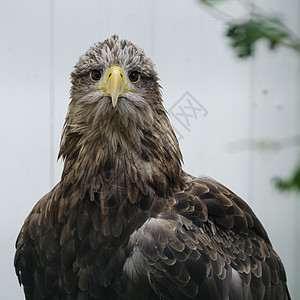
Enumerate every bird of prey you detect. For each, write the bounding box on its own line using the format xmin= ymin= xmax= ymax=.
xmin=15 ymin=35 xmax=290 ymax=300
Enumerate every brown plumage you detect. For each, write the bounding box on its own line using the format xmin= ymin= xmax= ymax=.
xmin=15 ymin=35 xmax=290 ymax=300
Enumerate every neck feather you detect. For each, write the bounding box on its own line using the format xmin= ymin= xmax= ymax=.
xmin=58 ymin=97 xmax=187 ymax=206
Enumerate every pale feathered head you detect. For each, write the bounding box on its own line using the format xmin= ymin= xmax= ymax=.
xmin=63 ymin=35 xmax=167 ymax=146
xmin=71 ymin=35 xmax=159 ymax=111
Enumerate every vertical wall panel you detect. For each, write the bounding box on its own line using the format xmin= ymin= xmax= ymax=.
xmin=0 ymin=0 xmax=51 ymax=298
xmin=251 ymin=0 xmax=300 ymax=298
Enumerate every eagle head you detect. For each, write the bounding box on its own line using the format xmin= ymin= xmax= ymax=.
xmin=59 ymin=35 xmax=186 ymax=200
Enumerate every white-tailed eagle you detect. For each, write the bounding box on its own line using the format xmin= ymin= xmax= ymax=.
xmin=15 ymin=35 xmax=290 ymax=300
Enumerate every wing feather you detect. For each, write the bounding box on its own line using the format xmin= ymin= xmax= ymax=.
xmin=124 ymin=177 xmax=290 ymax=299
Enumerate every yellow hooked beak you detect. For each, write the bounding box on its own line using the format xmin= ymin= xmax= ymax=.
xmin=94 ymin=66 xmax=135 ymax=108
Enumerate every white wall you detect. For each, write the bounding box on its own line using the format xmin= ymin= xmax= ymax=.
xmin=0 ymin=0 xmax=299 ymax=299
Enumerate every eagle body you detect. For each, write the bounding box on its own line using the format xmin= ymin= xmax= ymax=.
xmin=15 ymin=35 xmax=290 ymax=300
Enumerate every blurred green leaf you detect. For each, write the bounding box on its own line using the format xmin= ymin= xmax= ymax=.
xmin=199 ymin=0 xmax=300 ymax=58
xmin=274 ymin=166 xmax=300 ymax=192
xmin=227 ymin=14 xmax=300 ymax=57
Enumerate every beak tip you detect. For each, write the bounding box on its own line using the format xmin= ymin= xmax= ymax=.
xmin=112 ymin=98 xmax=118 ymax=108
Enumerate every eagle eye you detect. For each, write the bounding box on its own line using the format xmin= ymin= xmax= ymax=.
xmin=128 ymin=71 xmax=140 ymax=83
xmin=90 ymin=70 xmax=102 ymax=82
